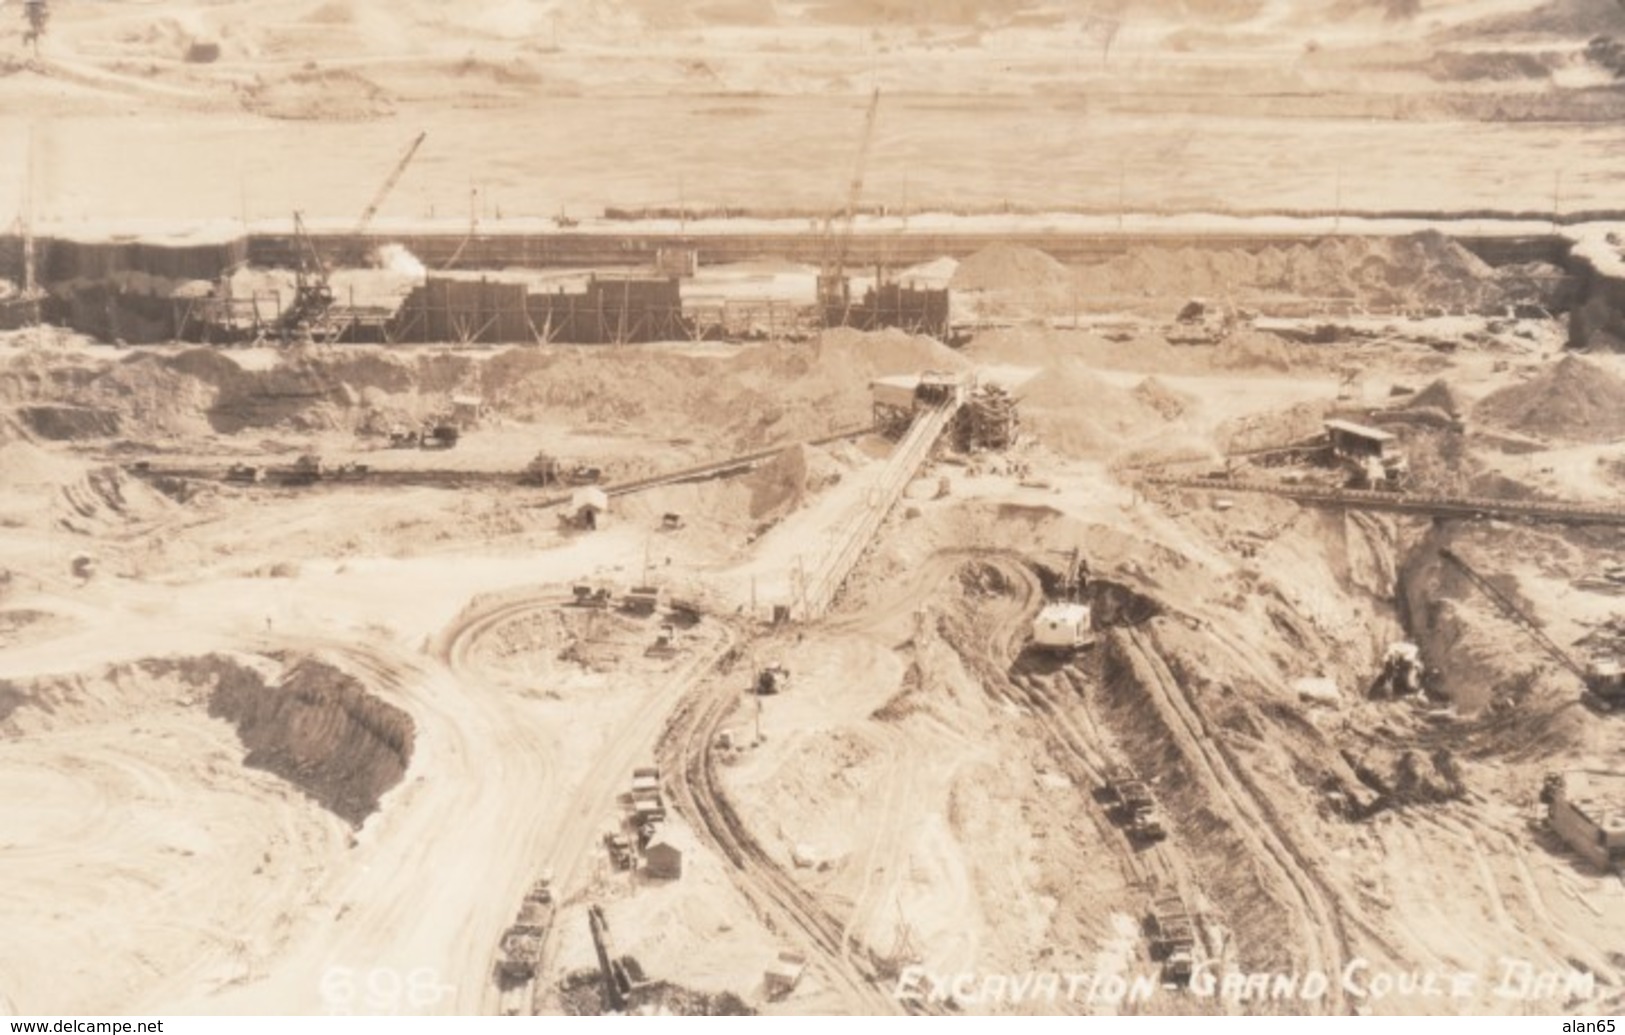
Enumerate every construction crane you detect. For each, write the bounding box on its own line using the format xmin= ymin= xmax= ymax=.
xmin=817 ymin=87 xmax=881 ymax=325
xmin=282 ymin=210 xmax=335 ymax=341
xmin=22 ymin=1 xmax=48 ymax=58
xmin=354 ymin=131 xmax=426 ymax=239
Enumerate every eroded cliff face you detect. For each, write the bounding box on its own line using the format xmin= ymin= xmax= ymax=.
xmin=2 ymin=652 xmax=414 ymax=827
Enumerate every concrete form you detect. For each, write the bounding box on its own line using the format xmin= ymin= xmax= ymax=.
xmin=1549 ymin=771 xmax=1625 ymax=871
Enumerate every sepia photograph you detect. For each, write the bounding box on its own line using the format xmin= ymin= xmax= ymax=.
xmin=0 ymin=0 xmax=1623 ymax=1023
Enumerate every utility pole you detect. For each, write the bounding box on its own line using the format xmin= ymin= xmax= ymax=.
xmin=22 ymin=120 xmax=41 ymax=339
xmin=1333 ymin=166 xmax=1343 ymax=235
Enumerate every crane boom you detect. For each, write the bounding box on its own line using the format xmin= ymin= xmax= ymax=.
xmin=354 ymin=131 xmax=426 ymax=238
xmin=819 ymin=88 xmax=880 ymax=313
xmin=834 ymin=87 xmax=880 ymax=279
xmin=1438 ymin=547 xmax=1586 ymax=680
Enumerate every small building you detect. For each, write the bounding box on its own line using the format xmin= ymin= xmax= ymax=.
xmin=1323 ymin=419 xmax=1396 ymax=461
xmin=1548 ymin=771 xmax=1625 ymax=871
xmin=764 ymin=951 xmax=808 ymax=1000
xmin=644 ymin=832 xmax=685 ymax=880
xmin=450 ymin=393 xmax=485 ymax=427
xmin=569 ymin=486 xmax=609 ymax=530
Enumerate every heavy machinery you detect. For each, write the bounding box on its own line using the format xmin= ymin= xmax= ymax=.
xmin=754 ymin=663 xmax=790 ymax=696
xmin=423 ymin=423 xmax=460 ymax=450
xmin=278 ymin=133 xmax=426 ymax=340
xmin=1099 ymin=764 xmax=1167 ymax=841
xmin=495 ymin=896 xmax=554 ymax=987
xmin=1031 ymin=547 xmax=1095 ymax=653
xmin=1371 ymin=641 xmax=1424 ymax=698
xmin=816 ymin=87 xmax=881 ymax=326
xmin=354 ymin=132 xmax=427 ymax=241
xmin=225 ymin=463 xmax=263 ymax=484
xmin=1439 ymin=548 xmax=1624 ymax=712
xmin=1145 ymin=893 xmax=1197 ymax=986
xmin=604 ymin=831 xmax=634 ymax=870
xmin=571 ymin=584 xmax=613 ymax=609
xmin=282 ymin=211 xmax=337 ymax=342
xmin=523 ymin=453 xmax=603 ymax=487
xmin=21 ymin=1 xmax=48 ymax=57
xmin=588 ymin=904 xmax=636 ymax=1012
xmin=283 ymin=454 xmax=325 ymax=486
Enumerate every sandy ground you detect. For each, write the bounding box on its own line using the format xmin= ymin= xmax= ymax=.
xmin=3 ymin=0 xmax=1625 ymax=1018
xmin=4 ymin=316 xmax=1617 ymax=1015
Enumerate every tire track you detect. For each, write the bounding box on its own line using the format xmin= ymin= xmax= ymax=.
xmin=1117 ymin=625 xmax=1351 ymax=1013
xmin=661 ymin=666 xmax=904 ymax=1014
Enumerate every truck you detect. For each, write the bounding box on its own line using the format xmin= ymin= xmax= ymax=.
xmin=631 ymin=766 xmax=661 ymax=802
xmin=495 ymin=898 xmax=554 ymax=987
xmin=1100 ymin=765 xmax=1168 ymax=841
xmin=1146 ymin=895 xmax=1197 ymax=985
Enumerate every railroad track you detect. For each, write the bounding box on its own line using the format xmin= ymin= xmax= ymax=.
xmin=1140 ymin=475 xmax=1625 ymax=527
xmin=659 ymin=659 xmax=906 ymax=1015
xmin=122 ymin=424 xmax=877 ymax=501
xmin=1116 ymin=625 xmax=1352 ymax=1013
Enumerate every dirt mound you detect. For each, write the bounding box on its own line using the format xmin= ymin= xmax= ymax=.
xmin=743 ymin=444 xmax=809 ymax=521
xmin=18 ymin=404 xmax=121 ymax=441
xmin=1131 ymin=376 xmax=1196 ymax=420
xmin=485 ymin=329 xmax=966 ymax=450
xmin=950 ymin=244 xmax=1072 ymax=294
xmin=1475 ymin=354 xmax=1625 ymax=441
xmin=1408 ymin=377 xmax=1466 ymax=417
xmin=1074 ymin=232 xmax=1544 ymax=310
xmin=242 ymin=67 xmax=395 ymax=121
xmin=0 ymin=438 xmax=67 ymax=487
xmin=1019 ymin=361 xmax=1169 ymax=459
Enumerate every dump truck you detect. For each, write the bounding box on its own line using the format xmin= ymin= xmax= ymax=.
xmin=495 ymin=898 xmax=554 ymax=986
xmin=1101 ymin=765 xmax=1167 ymax=841
xmin=1146 ymin=894 xmax=1197 ymax=985
xmin=631 ymin=766 xmax=661 ymax=802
